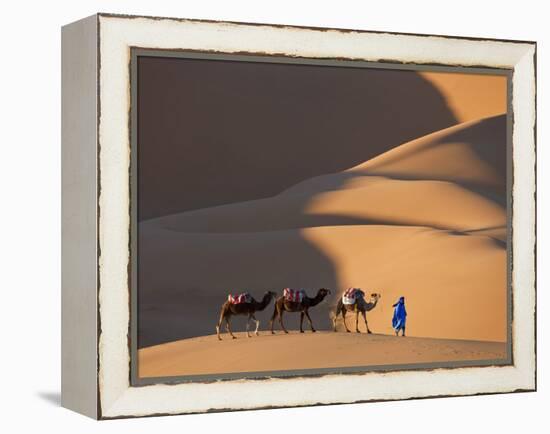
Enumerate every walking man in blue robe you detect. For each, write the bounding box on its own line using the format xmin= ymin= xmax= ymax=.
xmin=392 ymin=296 xmax=407 ymax=337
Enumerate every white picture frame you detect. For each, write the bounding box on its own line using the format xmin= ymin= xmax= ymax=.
xmin=61 ymin=13 xmax=536 ymax=419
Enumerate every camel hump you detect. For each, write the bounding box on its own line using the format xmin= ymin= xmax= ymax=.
xmin=342 ymin=287 xmax=362 ymax=305
xmin=228 ymin=292 xmax=252 ymax=304
xmin=283 ymin=288 xmax=305 ymax=303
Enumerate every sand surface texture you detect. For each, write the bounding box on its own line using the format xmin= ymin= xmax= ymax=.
xmin=139 ymin=332 xmax=507 ymax=378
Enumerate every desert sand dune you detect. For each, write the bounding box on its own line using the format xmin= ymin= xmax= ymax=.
xmin=138 ymin=332 xmax=507 ymax=378
xmin=420 ymin=71 xmax=507 ymax=123
xmin=147 ymin=178 xmax=504 ymax=234
xmin=146 ymin=115 xmax=506 ymax=235
xmin=138 ymin=112 xmax=508 ymax=351
xmin=304 ymin=225 xmax=506 ymax=341
xmin=348 ymin=114 xmax=506 ymax=189
xmin=139 ymin=61 xmax=505 ymax=220
xmin=138 ymin=223 xmax=506 ymax=348
xmin=138 ymin=224 xmax=339 ymax=347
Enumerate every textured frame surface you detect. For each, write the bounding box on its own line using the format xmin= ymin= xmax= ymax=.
xmin=94 ymin=14 xmax=535 ymax=419
xmin=61 ymin=14 xmax=99 ymax=419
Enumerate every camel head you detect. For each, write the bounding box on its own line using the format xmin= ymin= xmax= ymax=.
xmin=318 ymin=288 xmax=331 ymax=299
xmin=265 ymin=290 xmax=278 ymax=299
xmin=369 ymin=293 xmax=382 ymax=302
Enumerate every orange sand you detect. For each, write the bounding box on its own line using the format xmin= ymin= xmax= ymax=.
xmin=420 ymin=71 xmax=507 ymax=123
xmin=139 ymin=332 xmax=507 ymax=378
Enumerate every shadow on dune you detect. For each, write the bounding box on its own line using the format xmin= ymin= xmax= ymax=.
xmin=143 ymin=115 xmax=508 ymax=234
xmin=138 ymin=56 xmax=458 ymax=220
xmin=152 ymin=212 xmax=506 ymax=246
xmin=138 ymin=227 xmax=339 ymax=348
xmin=356 ymin=114 xmax=507 ymax=184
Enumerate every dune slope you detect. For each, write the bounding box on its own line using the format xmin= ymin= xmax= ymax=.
xmin=420 ymin=71 xmax=507 ymax=123
xmin=138 ymin=114 xmax=508 ymax=349
xmin=138 ymin=332 xmax=507 ymax=378
xmin=146 ymin=115 xmax=506 ymax=236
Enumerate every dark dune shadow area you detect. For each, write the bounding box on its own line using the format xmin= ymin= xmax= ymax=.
xmin=138 ymin=226 xmax=339 ymax=348
xmin=355 ymin=114 xmax=506 ymax=184
xmin=138 ymin=56 xmax=457 ymax=220
xmin=140 ymin=116 xmax=507 ymax=236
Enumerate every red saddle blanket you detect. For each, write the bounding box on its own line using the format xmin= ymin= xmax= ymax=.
xmin=342 ymin=288 xmax=362 ymax=305
xmin=228 ymin=292 xmax=252 ymax=304
xmin=283 ymin=288 xmax=305 ymax=303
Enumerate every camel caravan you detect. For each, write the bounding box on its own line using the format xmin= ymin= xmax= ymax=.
xmin=215 ymin=287 xmax=382 ymax=340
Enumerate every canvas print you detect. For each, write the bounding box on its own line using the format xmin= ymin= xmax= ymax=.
xmin=134 ymin=53 xmax=510 ymax=381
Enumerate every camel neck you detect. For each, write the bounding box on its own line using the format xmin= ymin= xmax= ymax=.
xmin=310 ymin=292 xmax=325 ymax=306
xmin=258 ymin=294 xmax=272 ymax=310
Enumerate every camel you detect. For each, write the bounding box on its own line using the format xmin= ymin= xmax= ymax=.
xmin=216 ymin=291 xmax=277 ymax=340
xmin=333 ymin=292 xmax=381 ymax=333
xmin=269 ymin=288 xmax=331 ymax=334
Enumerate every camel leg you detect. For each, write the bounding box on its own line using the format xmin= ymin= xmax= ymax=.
xmin=342 ymin=309 xmax=351 ymax=332
xmin=216 ymin=307 xmax=227 ymax=341
xmin=355 ymin=310 xmax=360 ymax=333
xmin=251 ymin=313 xmax=260 ymax=336
xmin=300 ymin=312 xmax=305 ymax=333
xmin=216 ymin=316 xmax=224 ymax=341
xmin=333 ymin=300 xmax=342 ymax=331
xmin=269 ymin=304 xmax=278 ymax=334
xmin=304 ymin=310 xmax=316 ymax=332
xmin=225 ymin=317 xmax=237 ymax=339
xmin=246 ymin=314 xmax=252 ymax=338
xmin=361 ymin=311 xmax=372 ymax=334
xmin=279 ymin=308 xmax=289 ymax=334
